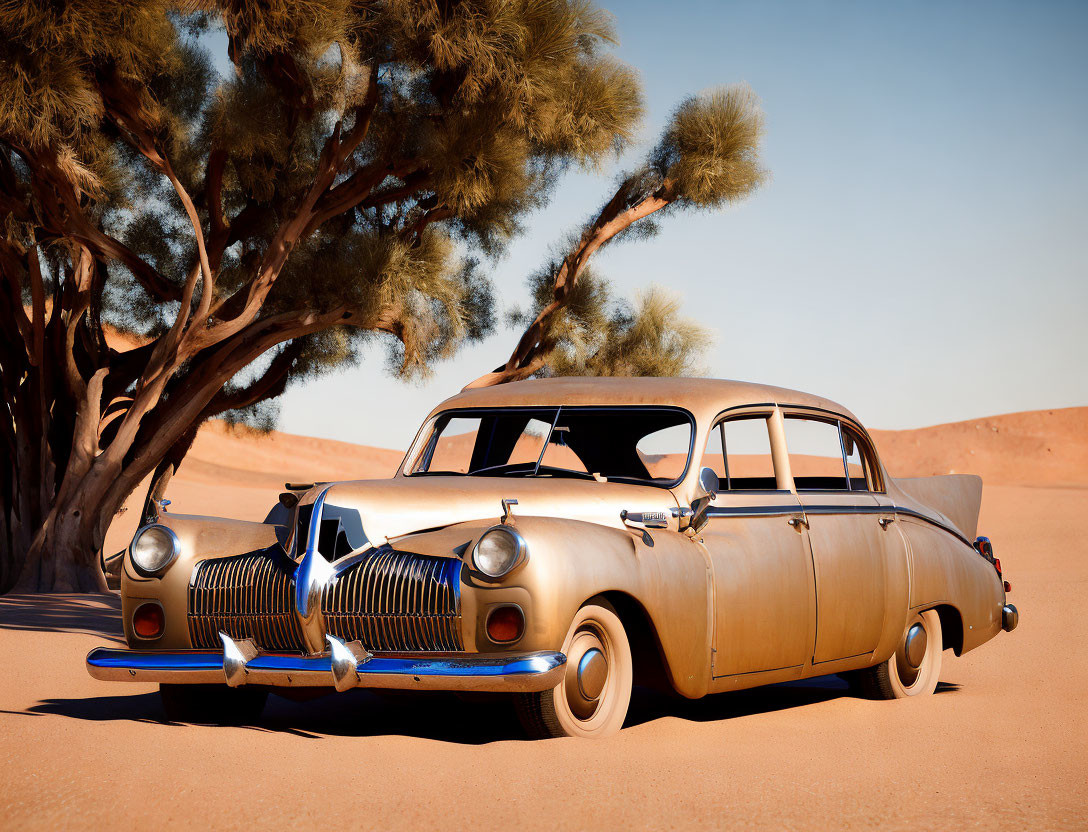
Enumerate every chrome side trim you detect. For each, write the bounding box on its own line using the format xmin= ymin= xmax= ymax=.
xmin=86 ymin=647 xmax=566 ymax=693
xmin=706 ymin=503 xmax=971 ymax=546
xmin=620 ymin=510 xmax=670 ymax=530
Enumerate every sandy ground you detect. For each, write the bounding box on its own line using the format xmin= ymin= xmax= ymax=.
xmin=2 ymin=411 xmax=1087 ymax=829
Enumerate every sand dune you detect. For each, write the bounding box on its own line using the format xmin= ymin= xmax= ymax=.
xmin=871 ymin=406 xmax=1088 ymax=487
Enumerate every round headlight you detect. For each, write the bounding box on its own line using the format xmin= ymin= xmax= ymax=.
xmin=472 ymin=527 xmax=525 ymax=579
xmin=130 ymin=525 xmax=179 ymax=575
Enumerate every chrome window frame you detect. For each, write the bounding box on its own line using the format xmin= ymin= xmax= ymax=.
xmin=778 ymin=405 xmax=886 ymax=494
xmin=707 ymin=406 xmax=789 ymax=495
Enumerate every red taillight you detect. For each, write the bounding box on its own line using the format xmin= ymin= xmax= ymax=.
xmin=1004 ymin=580 xmax=1012 ymax=593
xmin=486 ymin=605 xmax=524 ymax=643
xmin=974 ymin=536 xmax=1002 ymax=578
xmin=132 ymin=603 xmax=164 ymax=639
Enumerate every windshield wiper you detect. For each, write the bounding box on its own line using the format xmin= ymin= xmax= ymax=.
xmin=531 ymin=406 xmax=563 ymax=477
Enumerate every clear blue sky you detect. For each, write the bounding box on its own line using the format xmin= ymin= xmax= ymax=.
xmin=271 ymin=0 xmax=1088 ymax=448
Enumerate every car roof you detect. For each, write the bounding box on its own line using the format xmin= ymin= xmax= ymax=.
xmin=428 ymin=377 xmax=861 ymax=427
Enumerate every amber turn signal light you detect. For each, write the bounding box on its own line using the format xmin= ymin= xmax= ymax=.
xmin=486 ymin=605 xmax=524 ymax=644
xmin=132 ymin=602 xmax=164 ymax=639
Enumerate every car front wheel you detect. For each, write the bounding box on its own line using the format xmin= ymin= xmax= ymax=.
xmin=857 ymin=609 xmax=943 ymax=699
xmin=159 ymin=683 xmax=268 ymax=724
xmin=516 ymin=600 xmax=633 ymax=739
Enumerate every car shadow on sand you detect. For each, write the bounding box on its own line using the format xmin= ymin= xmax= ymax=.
xmin=626 ymin=677 xmax=962 ymax=729
xmin=16 ymin=678 xmax=962 ymax=744
xmin=0 ymin=593 xmax=124 ymax=643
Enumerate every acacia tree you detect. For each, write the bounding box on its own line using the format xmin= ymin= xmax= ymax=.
xmin=0 ymin=0 xmax=765 ymax=593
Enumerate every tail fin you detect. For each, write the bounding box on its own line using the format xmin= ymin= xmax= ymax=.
xmin=891 ymin=474 xmax=983 ymax=540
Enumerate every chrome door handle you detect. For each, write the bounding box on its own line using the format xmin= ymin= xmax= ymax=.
xmin=878 ymin=516 xmax=895 ymax=530
xmin=787 ymin=514 xmax=809 ymax=529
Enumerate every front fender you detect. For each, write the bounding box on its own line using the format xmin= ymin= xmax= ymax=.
xmin=461 ymin=515 xmax=712 ymax=698
xmin=121 ymin=513 xmax=281 ymax=649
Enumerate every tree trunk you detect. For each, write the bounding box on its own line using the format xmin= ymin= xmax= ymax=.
xmin=14 ymin=494 xmax=111 ymax=592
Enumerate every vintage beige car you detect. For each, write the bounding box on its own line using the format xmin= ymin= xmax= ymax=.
xmin=87 ymin=378 xmax=1018 ymax=737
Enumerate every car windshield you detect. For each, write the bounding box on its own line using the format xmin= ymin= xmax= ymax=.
xmin=407 ymin=406 xmax=694 ymax=486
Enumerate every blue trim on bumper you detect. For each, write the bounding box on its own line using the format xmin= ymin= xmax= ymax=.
xmin=86 ymin=647 xmax=566 ymax=692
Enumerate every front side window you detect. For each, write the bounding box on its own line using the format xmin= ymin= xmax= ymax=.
xmin=409 ymin=407 xmax=693 ymax=486
xmin=706 ymin=416 xmax=780 ymax=491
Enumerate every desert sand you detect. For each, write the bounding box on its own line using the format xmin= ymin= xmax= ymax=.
xmin=1 ymin=407 xmax=1086 ymax=829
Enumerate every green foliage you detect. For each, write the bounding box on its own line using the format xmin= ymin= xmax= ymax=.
xmin=0 ymin=1 xmax=174 ymax=145
xmin=651 ymin=84 xmax=767 ymax=208
xmin=1 ymin=0 xmax=761 ymax=439
xmin=506 ymin=84 xmax=765 ymax=383
xmin=516 ymin=269 xmax=708 ymax=378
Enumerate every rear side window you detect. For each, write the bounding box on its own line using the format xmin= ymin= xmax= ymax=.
xmin=706 ymin=416 xmax=779 ymax=491
xmin=784 ymin=417 xmax=848 ymax=490
xmin=842 ymin=426 xmax=873 ymax=491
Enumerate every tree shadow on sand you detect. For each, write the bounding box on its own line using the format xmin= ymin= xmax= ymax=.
xmin=15 ymin=677 xmax=962 ymax=745
xmin=0 ymin=593 xmax=123 ymax=642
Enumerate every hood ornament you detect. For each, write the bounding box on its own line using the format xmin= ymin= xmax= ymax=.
xmin=501 ymin=498 xmax=518 ymax=524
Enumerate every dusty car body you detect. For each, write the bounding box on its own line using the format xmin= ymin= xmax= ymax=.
xmin=87 ymin=378 xmax=1018 ymax=737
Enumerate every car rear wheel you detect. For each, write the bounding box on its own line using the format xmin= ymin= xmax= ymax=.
xmin=159 ymin=683 xmax=268 ymax=724
xmin=515 ymin=600 xmax=632 ymax=739
xmin=857 ymin=609 xmax=943 ymax=699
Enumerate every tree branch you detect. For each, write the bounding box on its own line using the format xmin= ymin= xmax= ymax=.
xmin=464 ymin=178 xmax=678 ymax=389
xmin=203 ymin=338 xmax=305 ymax=417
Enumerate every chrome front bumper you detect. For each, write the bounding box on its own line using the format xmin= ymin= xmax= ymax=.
xmin=87 ymin=634 xmax=566 ymax=693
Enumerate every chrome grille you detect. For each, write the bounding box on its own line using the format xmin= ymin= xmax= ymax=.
xmin=187 ymin=546 xmax=464 ymax=654
xmin=187 ymin=549 xmax=307 ymax=652
xmin=323 ymin=549 xmax=464 ymax=652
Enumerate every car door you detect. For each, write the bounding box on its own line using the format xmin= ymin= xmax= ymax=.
xmin=783 ymin=412 xmax=889 ymax=665
xmin=700 ymin=409 xmax=816 ymax=678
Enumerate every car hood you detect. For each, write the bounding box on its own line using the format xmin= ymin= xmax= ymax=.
xmin=313 ymin=476 xmax=682 ymax=544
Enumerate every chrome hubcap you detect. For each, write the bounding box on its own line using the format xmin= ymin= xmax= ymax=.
xmin=577 ymin=648 xmax=607 ymax=701
xmin=895 ymin=618 xmax=928 ymax=688
xmin=565 ymin=629 xmax=609 ymax=720
xmin=904 ymin=623 xmax=928 ymax=669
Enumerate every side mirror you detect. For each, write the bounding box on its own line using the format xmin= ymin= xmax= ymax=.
xmin=698 ymin=467 xmax=720 ymax=500
xmin=688 ymin=467 xmax=719 ymax=535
